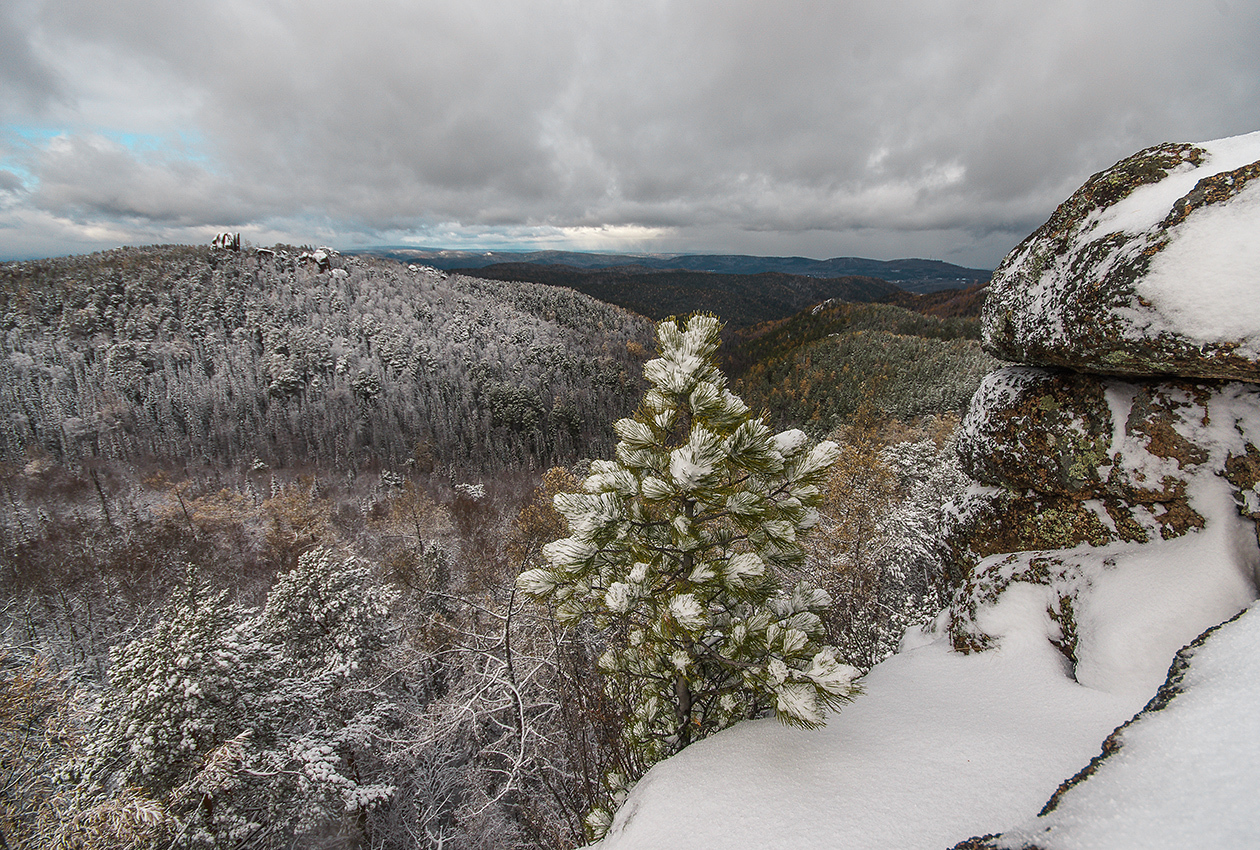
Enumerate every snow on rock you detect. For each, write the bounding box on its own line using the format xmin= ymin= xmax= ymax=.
xmin=936 ymin=131 xmax=1260 ymax=846
xmin=947 ymin=361 xmax=1260 ymax=671
xmin=956 ymin=366 xmax=1260 ymax=533
xmin=950 ymin=475 xmax=1258 ymax=696
xmin=1068 ymin=507 xmax=1256 ymax=696
xmin=974 ymin=602 xmax=1260 ymax=850
xmin=983 ymin=130 xmax=1260 ymax=382
xmin=211 ymin=232 xmax=240 ymax=251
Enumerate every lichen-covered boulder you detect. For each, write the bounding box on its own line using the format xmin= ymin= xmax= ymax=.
xmin=941 ymin=484 xmax=1200 ymax=588
xmin=944 ymin=366 xmax=1260 ymax=659
xmin=983 ymin=131 xmax=1260 ymax=381
xmin=956 ymin=366 xmax=1259 ymax=504
xmin=957 ymin=367 xmax=1114 ymax=498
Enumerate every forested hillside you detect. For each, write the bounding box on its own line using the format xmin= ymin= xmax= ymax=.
xmin=728 ymin=300 xmax=999 ymax=433
xmin=876 ymin=282 xmax=988 ymax=320
xmin=0 ymin=246 xmax=653 ymax=473
xmin=448 ymin=262 xmax=899 ymax=329
xmin=0 ymin=244 xmax=984 ymax=849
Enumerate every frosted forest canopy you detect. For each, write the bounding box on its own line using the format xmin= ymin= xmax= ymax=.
xmin=0 ymin=243 xmax=992 ymax=849
xmin=0 ymin=246 xmax=653 ymax=474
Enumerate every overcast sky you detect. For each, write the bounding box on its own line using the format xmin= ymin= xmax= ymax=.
xmin=1 ymin=0 xmax=1257 ymax=267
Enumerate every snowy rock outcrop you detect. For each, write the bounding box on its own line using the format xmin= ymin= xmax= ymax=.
xmin=945 ymin=365 xmax=1260 ymax=648
xmin=949 ymin=368 xmax=1260 ymax=565
xmin=945 ymin=131 xmax=1260 ymax=845
xmin=211 ymin=231 xmax=241 ymax=251
xmin=948 ymin=131 xmax=1260 ymax=658
xmin=298 ymin=246 xmax=340 ymax=272
xmin=982 ymin=131 xmax=1260 ymax=382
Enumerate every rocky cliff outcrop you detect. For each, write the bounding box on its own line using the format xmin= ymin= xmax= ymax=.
xmin=947 ymin=130 xmax=1260 ymax=656
xmin=982 ymin=134 xmax=1260 ymax=382
xmin=947 ymin=131 xmax=1260 ymax=846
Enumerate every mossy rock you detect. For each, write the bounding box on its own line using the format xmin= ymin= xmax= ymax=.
xmin=941 ymin=485 xmax=1203 ymax=595
xmin=957 ymin=367 xmax=1114 ymax=498
xmin=982 ymin=135 xmax=1260 ymax=382
xmin=947 ymin=550 xmax=1086 ymax=661
xmin=958 ymin=367 xmax=1220 ymax=503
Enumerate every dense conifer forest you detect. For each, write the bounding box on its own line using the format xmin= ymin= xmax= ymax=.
xmin=728 ymin=299 xmax=998 ymax=433
xmin=0 ymin=245 xmax=653 ymax=474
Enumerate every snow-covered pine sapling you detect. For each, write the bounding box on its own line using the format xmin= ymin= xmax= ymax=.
xmin=518 ymin=314 xmax=859 ymax=838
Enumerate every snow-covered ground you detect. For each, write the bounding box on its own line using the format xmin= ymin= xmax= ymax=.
xmin=996 ymin=601 xmax=1260 ymax=850
xmin=595 ymin=624 xmax=1145 ymax=850
xmin=592 ymin=498 xmax=1259 ymax=850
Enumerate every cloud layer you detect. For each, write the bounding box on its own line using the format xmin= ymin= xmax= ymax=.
xmin=2 ymin=0 xmax=1258 ymax=265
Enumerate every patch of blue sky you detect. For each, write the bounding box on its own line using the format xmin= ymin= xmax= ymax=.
xmin=102 ymin=128 xmax=211 ymax=163
xmin=0 ymin=125 xmax=54 ymax=187
xmin=2 ymin=122 xmax=211 ymax=160
xmin=5 ymin=124 xmax=63 ymax=144
xmin=1 ymin=123 xmax=217 ymax=187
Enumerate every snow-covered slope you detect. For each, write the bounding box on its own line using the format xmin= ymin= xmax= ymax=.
xmin=594 ymin=618 xmax=1146 ymax=850
xmin=990 ymin=602 xmax=1260 ymax=849
xmin=593 ymin=500 xmax=1256 ymax=849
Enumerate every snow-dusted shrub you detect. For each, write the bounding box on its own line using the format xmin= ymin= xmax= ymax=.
xmin=809 ymin=425 xmax=968 ymax=671
xmin=86 ymin=578 xmax=265 ymax=797
xmin=261 ymin=546 xmax=393 ymax=676
xmin=78 ymin=552 xmax=395 ymax=848
xmin=518 ymin=315 xmax=858 ymax=837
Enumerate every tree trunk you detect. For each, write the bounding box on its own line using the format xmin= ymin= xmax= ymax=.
xmin=674 ymin=674 xmax=692 ymax=752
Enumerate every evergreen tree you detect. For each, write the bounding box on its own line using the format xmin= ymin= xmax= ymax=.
xmin=518 ymin=315 xmax=858 ymax=837
xmin=78 ymin=552 xmax=394 ymax=848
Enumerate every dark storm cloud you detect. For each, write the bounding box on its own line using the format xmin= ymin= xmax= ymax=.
xmin=2 ymin=0 xmax=1258 ymax=264
xmin=0 ymin=170 xmax=24 ymax=193
xmin=0 ymin=0 xmax=62 ymax=111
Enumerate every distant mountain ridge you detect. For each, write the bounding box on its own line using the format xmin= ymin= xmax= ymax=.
xmin=443 ymin=262 xmax=901 ymax=330
xmin=351 ymin=247 xmax=992 ymax=294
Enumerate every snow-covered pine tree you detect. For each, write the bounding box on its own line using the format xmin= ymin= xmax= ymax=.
xmin=77 ymin=552 xmax=395 ymax=848
xmin=518 ymin=315 xmax=858 ymax=837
